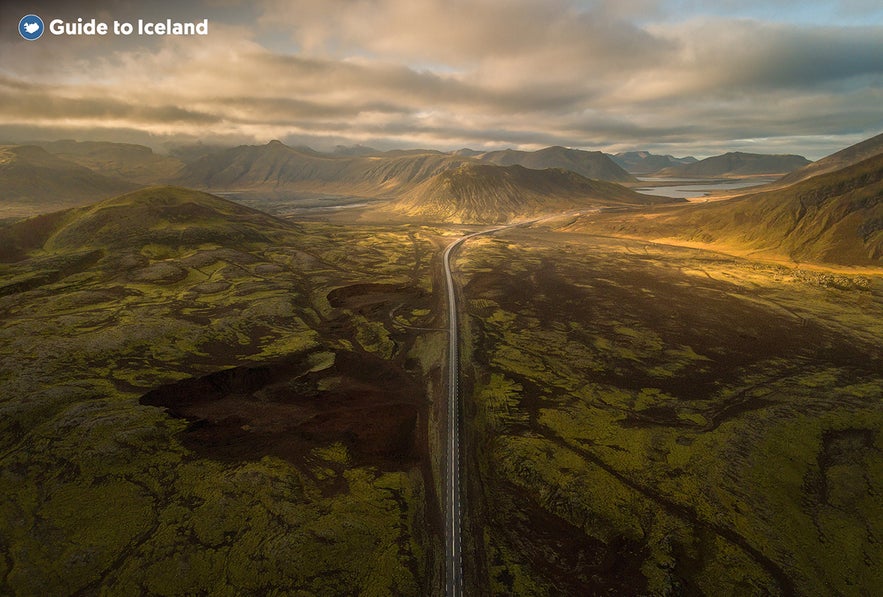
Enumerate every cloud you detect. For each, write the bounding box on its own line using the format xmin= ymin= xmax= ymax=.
xmin=0 ymin=0 xmax=880 ymax=158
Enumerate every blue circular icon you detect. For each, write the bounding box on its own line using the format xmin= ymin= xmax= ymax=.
xmin=19 ymin=14 xmax=44 ymax=40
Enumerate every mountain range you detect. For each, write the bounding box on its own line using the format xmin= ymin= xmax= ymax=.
xmin=0 ymin=145 xmax=137 ymax=217
xmin=2 ymin=135 xmax=878 ymax=252
xmin=34 ymin=140 xmax=185 ymax=184
xmin=655 ymin=152 xmax=811 ymax=177
xmin=569 ymin=137 xmax=883 ymax=265
xmin=611 ymin=151 xmax=697 ymax=174
xmin=173 ymin=140 xmax=468 ymax=196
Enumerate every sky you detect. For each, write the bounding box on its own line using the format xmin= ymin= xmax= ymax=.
xmin=1 ymin=0 xmax=882 ymax=159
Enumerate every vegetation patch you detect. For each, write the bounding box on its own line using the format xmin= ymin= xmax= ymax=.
xmin=460 ymin=230 xmax=883 ymax=595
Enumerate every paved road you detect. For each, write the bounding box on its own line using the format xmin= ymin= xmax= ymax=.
xmin=440 ymin=215 xmax=587 ymax=596
xmin=442 ymin=228 xmax=505 ymax=597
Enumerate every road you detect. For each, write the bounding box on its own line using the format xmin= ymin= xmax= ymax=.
xmin=441 ymin=227 xmax=505 ymax=597
xmin=441 ymin=215 xmax=588 ymax=596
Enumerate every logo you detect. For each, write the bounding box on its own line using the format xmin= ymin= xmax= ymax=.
xmin=19 ymin=14 xmax=44 ymax=40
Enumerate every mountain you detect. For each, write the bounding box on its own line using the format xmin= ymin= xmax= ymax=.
xmin=0 ymin=145 xmax=138 ymax=217
xmin=175 ymin=140 xmax=468 ymax=196
xmin=35 ymin=140 xmax=184 ymax=184
xmin=389 ymin=163 xmax=674 ymax=223
xmin=0 ymin=186 xmax=293 ymax=262
xmin=612 ymin=151 xmax=697 ymax=174
xmin=332 ymin=144 xmax=381 ymax=156
xmin=475 ymin=146 xmax=636 ymax=182
xmin=777 ymin=131 xmax=883 ymax=186
xmin=656 ymin=152 xmax=810 ymax=177
xmin=578 ymin=153 xmax=883 ymax=266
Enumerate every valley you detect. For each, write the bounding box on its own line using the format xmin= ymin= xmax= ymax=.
xmin=1 ymin=134 xmax=881 ymax=596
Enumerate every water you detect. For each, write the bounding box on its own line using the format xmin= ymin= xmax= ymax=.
xmin=635 ymin=176 xmax=777 ymax=199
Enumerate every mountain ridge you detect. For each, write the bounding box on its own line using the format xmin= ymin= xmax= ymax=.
xmin=777 ymin=131 xmax=883 ymax=186
xmin=0 ymin=145 xmax=139 ymax=217
xmin=656 ymin=151 xmax=810 ymax=177
xmin=475 ymin=146 xmax=636 ymax=182
xmin=34 ymin=140 xmax=185 ymax=184
xmin=570 ymin=152 xmax=883 ymax=266
xmin=389 ymin=162 xmax=674 ymax=223
xmin=612 ymin=151 xmax=697 ymax=174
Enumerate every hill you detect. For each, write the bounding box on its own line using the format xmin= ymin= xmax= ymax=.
xmin=573 ymin=153 xmax=883 ymax=266
xmin=175 ymin=140 xmax=467 ymax=196
xmin=0 ymin=186 xmax=293 ymax=261
xmin=777 ymin=131 xmax=883 ymax=186
xmin=35 ymin=140 xmax=184 ymax=184
xmin=0 ymin=145 xmax=138 ymax=217
xmin=612 ymin=151 xmax=697 ymax=174
xmin=656 ymin=152 xmax=810 ymax=177
xmin=475 ymin=146 xmax=636 ymax=182
xmin=389 ymin=163 xmax=674 ymax=223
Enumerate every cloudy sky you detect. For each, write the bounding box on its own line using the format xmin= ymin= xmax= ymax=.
xmin=2 ymin=0 xmax=882 ymax=158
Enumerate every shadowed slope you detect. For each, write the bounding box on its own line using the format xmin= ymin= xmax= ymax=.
xmin=0 ymin=145 xmax=138 ymax=216
xmin=175 ymin=140 xmax=468 ymax=196
xmin=35 ymin=140 xmax=185 ymax=185
xmin=612 ymin=151 xmax=697 ymax=174
xmin=657 ymin=152 xmax=810 ymax=177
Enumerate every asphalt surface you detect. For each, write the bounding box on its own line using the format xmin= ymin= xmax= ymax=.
xmin=442 ymin=228 xmax=505 ymax=597
xmin=440 ymin=216 xmax=580 ymax=595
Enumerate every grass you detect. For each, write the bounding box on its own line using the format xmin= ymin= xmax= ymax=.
xmin=0 ymin=209 xmax=442 ymax=595
xmin=459 ymin=229 xmax=883 ymax=594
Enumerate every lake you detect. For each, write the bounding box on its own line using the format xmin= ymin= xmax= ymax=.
xmin=635 ymin=176 xmax=778 ymax=199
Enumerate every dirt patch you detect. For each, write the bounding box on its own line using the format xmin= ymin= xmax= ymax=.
xmin=140 ymin=349 xmax=424 ymax=472
xmin=127 ymin=261 xmax=188 ymax=284
xmin=189 ymin=281 xmax=231 ymax=294
xmin=328 ymin=283 xmax=428 ymax=312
